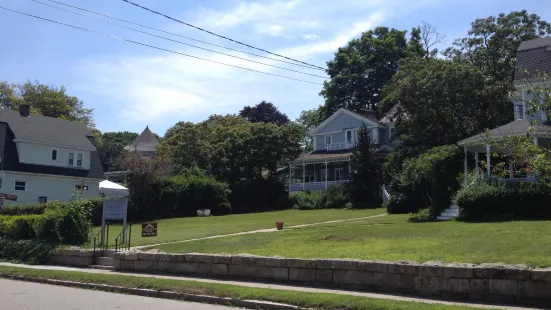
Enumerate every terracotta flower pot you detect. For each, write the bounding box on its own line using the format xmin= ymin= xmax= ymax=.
xmin=276 ymin=221 xmax=284 ymax=230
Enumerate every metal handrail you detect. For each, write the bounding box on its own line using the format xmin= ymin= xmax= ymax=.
xmin=115 ymin=223 xmax=133 ymax=252
xmin=92 ymin=225 xmax=105 ymax=259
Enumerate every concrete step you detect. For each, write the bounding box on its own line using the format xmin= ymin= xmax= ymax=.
xmin=449 ymin=204 xmax=459 ymax=210
xmin=102 ymin=250 xmax=117 ymax=258
xmin=90 ymin=265 xmax=115 ymax=271
xmin=442 ymin=209 xmax=459 ymax=214
xmin=437 ymin=216 xmax=454 ymax=221
xmin=95 ymin=257 xmax=115 ymax=267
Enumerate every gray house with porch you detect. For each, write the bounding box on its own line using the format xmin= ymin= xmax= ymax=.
xmin=458 ymin=37 xmax=551 ymax=182
xmin=288 ymin=108 xmax=400 ymax=193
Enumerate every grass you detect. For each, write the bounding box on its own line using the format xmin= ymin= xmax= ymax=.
xmin=154 ymin=214 xmax=551 ymax=267
xmin=0 ymin=266 xmax=472 ymax=310
xmin=92 ymin=208 xmax=386 ymax=248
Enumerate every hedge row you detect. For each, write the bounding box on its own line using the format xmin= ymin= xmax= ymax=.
xmin=455 ymin=182 xmax=551 ymax=220
xmin=290 ymin=186 xmax=351 ymax=210
xmin=0 ymin=200 xmax=93 ymax=245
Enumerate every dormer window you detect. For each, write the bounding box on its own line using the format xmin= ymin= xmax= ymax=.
xmin=77 ymin=154 xmax=83 ymax=167
xmin=68 ymin=153 xmax=74 ymax=166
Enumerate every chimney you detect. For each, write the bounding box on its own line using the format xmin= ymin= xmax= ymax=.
xmin=19 ymin=104 xmax=30 ymax=117
xmin=365 ymin=110 xmax=376 ymax=120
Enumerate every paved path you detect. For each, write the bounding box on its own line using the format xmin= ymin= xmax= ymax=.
xmin=135 ymin=213 xmax=388 ymax=250
xmin=0 ymin=278 xmax=238 ymax=310
xmin=0 ymin=262 xmax=535 ymax=310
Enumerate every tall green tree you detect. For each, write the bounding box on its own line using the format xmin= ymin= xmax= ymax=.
xmin=382 ymin=57 xmax=511 ymax=150
xmin=239 ymin=101 xmax=290 ymax=125
xmin=158 ymin=115 xmax=303 ymax=183
xmin=348 ymin=123 xmax=381 ymax=208
xmin=320 ymin=27 xmax=410 ymax=119
xmin=444 ymin=11 xmax=551 ymax=84
xmin=99 ymin=131 xmax=139 ymax=172
xmin=0 ymin=80 xmax=94 ymax=126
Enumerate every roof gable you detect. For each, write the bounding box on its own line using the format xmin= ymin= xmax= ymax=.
xmin=515 ymin=37 xmax=551 ymax=84
xmin=0 ymin=109 xmax=96 ymax=150
xmin=124 ymin=126 xmax=159 ymax=152
xmin=310 ymin=108 xmax=382 ymax=135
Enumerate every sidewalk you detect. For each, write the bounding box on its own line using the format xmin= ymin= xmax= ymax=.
xmin=135 ymin=213 xmax=388 ymax=250
xmin=0 ymin=262 xmax=534 ymax=310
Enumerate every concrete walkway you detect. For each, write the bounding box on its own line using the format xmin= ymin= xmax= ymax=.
xmin=135 ymin=213 xmax=388 ymax=250
xmin=0 ymin=262 xmax=535 ymax=310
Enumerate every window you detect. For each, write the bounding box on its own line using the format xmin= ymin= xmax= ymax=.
xmin=77 ymin=153 xmax=83 ymax=167
xmin=0 ymin=178 xmax=2 ymax=189
xmin=325 ymin=135 xmax=332 ymax=147
xmin=15 ymin=181 xmax=26 ymax=191
xmin=38 ymin=197 xmax=47 ymax=204
xmin=345 ymin=130 xmax=353 ymax=144
xmin=75 ymin=185 xmax=89 ymax=191
xmin=390 ymin=127 xmax=396 ymax=141
xmin=68 ymin=153 xmax=74 ymax=166
xmin=52 ymin=150 xmax=57 ymax=161
xmin=517 ymin=105 xmax=524 ymax=120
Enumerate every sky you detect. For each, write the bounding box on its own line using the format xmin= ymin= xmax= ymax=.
xmin=1 ymin=0 xmax=551 ymax=136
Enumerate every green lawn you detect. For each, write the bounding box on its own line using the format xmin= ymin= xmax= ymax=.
xmin=0 ymin=266 xmax=471 ymax=310
xmin=93 ymin=208 xmax=385 ymax=248
xmin=154 ymin=214 xmax=551 ymax=267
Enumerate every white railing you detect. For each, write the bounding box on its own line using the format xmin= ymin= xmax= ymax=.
xmin=381 ymin=185 xmax=391 ymax=203
xmin=326 ymin=142 xmax=353 ymax=151
xmin=290 ymin=180 xmax=349 ymax=193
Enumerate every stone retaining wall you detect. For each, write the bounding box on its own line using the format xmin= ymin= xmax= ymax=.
xmin=48 ymin=249 xmax=95 ymax=267
xmin=114 ymin=252 xmax=551 ymax=307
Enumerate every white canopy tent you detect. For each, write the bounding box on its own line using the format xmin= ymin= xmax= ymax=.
xmin=99 ymin=180 xmax=129 ymax=198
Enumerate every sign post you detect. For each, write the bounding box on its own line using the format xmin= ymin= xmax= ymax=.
xmin=0 ymin=193 xmax=17 ymax=212
xmin=101 ymin=197 xmax=128 ymax=245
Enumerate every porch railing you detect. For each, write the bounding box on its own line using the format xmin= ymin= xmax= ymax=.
xmin=290 ymin=180 xmax=349 ymax=193
xmin=326 ymin=142 xmax=353 ymax=151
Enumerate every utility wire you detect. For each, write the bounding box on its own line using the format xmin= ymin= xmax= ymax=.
xmin=44 ymin=0 xmax=324 ymax=71
xmin=31 ymin=0 xmax=327 ymax=79
xmin=120 ymin=0 xmax=326 ymax=70
xmin=0 ymin=6 xmax=323 ymax=85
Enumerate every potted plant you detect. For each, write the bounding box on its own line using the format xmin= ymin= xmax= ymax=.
xmin=275 ymin=221 xmax=284 ymax=230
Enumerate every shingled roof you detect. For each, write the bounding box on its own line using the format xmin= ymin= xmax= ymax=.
xmin=0 ymin=111 xmax=104 ymax=179
xmin=124 ymin=126 xmax=159 ymax=154
xmin=515 ymin=37 xmax=551 ymax=84
xmin=0 ymin=109 xmax=96 ymax=150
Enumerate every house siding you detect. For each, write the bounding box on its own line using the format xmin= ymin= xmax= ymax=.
xmin=15 ymin=142 xmax=92 ymax=170
xmin=317 ymin=113 xmax=367 ymax=134
xmin=0 ymin=172 xmax=99 ymax=205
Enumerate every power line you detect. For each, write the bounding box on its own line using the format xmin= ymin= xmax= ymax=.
xmin=44 ymin=0 xmax=324 ymax=71
xmin=120 ymin=0 xmax=326 ymax=71
xmin=0 ymin=6 xmax=323 ymax=86
xmin=31 ymin=0 xmax=327 ymax=79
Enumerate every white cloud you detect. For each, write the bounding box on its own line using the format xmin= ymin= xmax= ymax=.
xmin=76 ymin=0 xmax=442 ymax=132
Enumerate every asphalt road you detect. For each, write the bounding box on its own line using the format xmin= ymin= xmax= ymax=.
xmin=0 ymin=279 xmax=239 ymax=310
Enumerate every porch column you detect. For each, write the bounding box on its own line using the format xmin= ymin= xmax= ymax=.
xmin=324 ymin=160 xmax=328 ymax=190
xmin=509 ymin=160 xmax=514 ymax=179
xmin=348 ymin=160 xmax=352 ymax=181
xmin=486 ymin=145 xmax=491 ymax=177
xmin=475 ymin=152 xmax=479 ymax=171
xmin=464 ymin=146 xmax=468 ymax=185
xmin=288 ymin=163 xmax=292 ymax=192
xmin=302 ymin=164 xmax=306 ymax=190
xmin=534 ymin=137 xmax=538 ymax=146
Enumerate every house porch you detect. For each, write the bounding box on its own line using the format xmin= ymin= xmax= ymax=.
xmin=288 ymin=158 xmax=351 ymax=193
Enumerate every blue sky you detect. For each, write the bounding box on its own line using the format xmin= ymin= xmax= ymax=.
xmin=2 ymin=0 xmax=550 ymax=136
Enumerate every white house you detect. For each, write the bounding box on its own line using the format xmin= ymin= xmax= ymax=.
xmin=288 ymin=108 xmax=400 ymax=193
xmin=0 ymin=105 xmax=105 ymax=205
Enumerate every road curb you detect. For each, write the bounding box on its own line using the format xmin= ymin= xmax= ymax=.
xmin=0 ymin=273 xmax=301 ymax=310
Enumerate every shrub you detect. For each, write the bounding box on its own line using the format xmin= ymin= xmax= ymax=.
xmin=455 ymin=182 xmax=551 ymax=221
xmin=291 ymin=187 xmax=350 ymax=210
xmin=0 ymin=201 xmax=93 ymax=245
xmin=154 ymin=174 xmax=231 ymax=217
xmin=291 ymin=191 xmax=326 ymax=210
xmin=385 ymin=191 xmax=424 ymax=214
xmin=408 ymin=208 xmax=433 ymax=223
xmin=324 ymin=186 xmax=349 ymax=209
